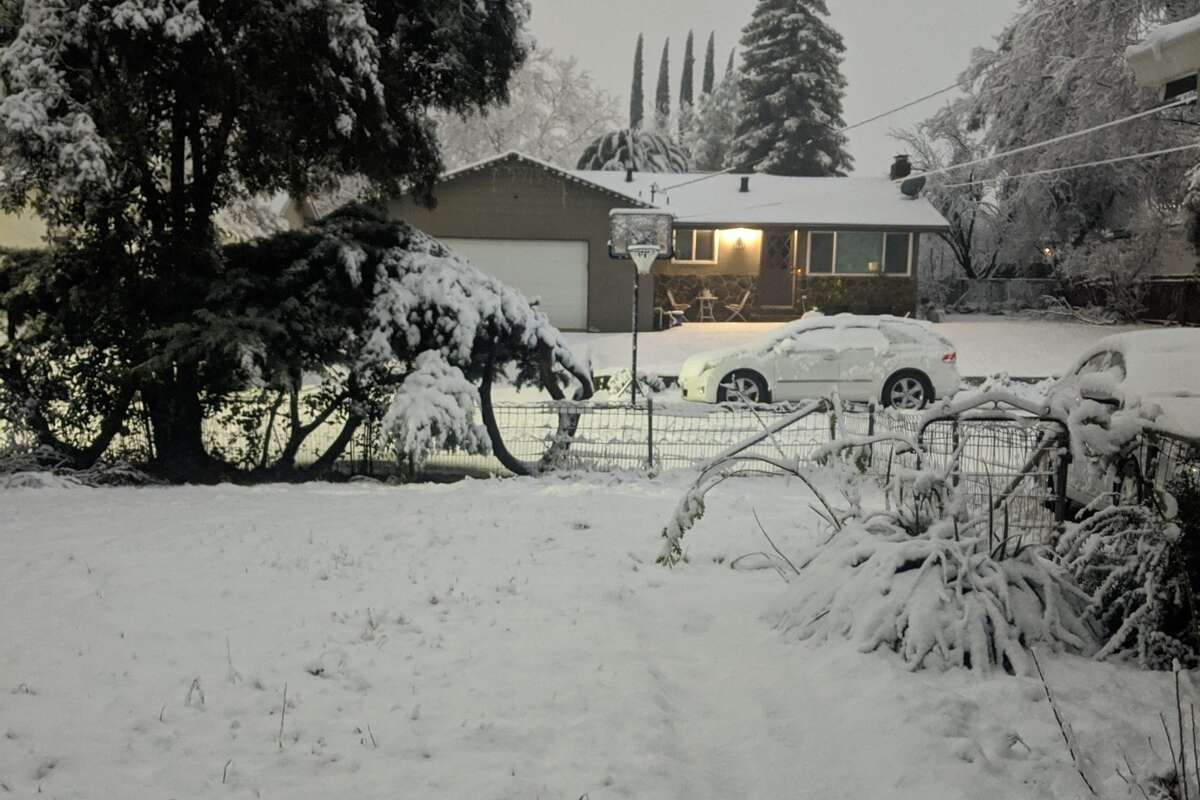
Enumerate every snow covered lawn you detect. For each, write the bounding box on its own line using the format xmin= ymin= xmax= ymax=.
xmin=0 ymin=477 xmax=1185 ymax=798
xmin=565 ymin=315 xmax=1151 ymax=379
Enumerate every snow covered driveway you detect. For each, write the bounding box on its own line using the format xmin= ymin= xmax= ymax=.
xmin=0 ymin=478 xmax=1183 ymax=798
xmin=565 ymin=316 xmax=1150 ymax=379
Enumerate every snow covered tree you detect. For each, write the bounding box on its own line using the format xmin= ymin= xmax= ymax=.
xmin=679 ymin=31 xmax=695 ymax=137
xmin=729 ymin=0 xmax=852 ymax=176
xmin=702 ymin=33 xmax=716 ymax=96
xmin=434 ymin=49 xmax=621 ymax=170
xmin=0 ymin=0 xmax=530 ymax=480
xmin=956 ymin=0 xmax=1200 ymax=266
xmin=893 ymin=102 xmax=1001 ymax=279
xmin=1 ymin=208 xmax=592 ymax=479
xmin=654 ymin=38 xmax=671 ymax=134
xmin=630 ymin=33 xmax=645 ymax=131
xmin=683 ymin=70 xmax=742 ymax=172
xmin=576 ymin=129 xmax=688 ymax=173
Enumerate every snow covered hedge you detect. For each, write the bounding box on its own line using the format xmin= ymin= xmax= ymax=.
xmin=2 ymin=208 xmax=591 ymax=479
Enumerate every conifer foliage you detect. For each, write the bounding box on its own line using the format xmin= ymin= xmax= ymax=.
xmin=630 ymin=33 xmax=645 ymax=130
xmin=0 ymin=0 xmax=533 ymax=481
xmin=729 ymin=0 xmax=852 ymax=176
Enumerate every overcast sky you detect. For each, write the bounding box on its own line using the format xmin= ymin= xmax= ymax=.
xmin=527 ymin=0 xmax=1024 ymax=175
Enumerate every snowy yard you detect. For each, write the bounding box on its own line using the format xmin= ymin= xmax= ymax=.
xmin=0 ymin=478 xmax=1186 ymax=799
xmin=565 ymin=315 xmax=1151 ymax=379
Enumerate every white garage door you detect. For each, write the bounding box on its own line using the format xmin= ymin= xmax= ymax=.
xmin=440 ymin=238 xmax=588 ymax=330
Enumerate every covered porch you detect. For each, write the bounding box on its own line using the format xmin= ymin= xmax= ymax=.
xmin=651 ymin=224 xmax=924 ymax=325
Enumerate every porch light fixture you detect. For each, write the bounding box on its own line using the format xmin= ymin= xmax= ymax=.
xmin=867 ymin=260 xmax=880 ymax=274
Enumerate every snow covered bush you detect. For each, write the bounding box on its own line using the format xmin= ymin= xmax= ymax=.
xmin=380 ymin=351 xmax=489 ymax=466
xmin=1056 ymin=458 xmax=1200 ymax=670
xmin=662 ymin=434 xmax=1098 ymax=675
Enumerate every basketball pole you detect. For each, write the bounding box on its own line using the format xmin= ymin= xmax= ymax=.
xmin=631 ymin=268 xmax=639 ymax=406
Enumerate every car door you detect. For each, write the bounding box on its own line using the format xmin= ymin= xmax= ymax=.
xmin=834 ymin=326 xmax=890 ymax=402
xmin=769 ymin=326 xmax=841 ymax=401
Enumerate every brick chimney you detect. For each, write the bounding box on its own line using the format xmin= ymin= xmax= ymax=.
xmin=889 ymin=154 xmax=912 ymax=181
xmin=739 ymin=176 xmax=750 ymax=193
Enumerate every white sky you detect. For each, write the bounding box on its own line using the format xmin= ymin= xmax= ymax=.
xmin=527 ymin=0 xmax=1024 ymax=175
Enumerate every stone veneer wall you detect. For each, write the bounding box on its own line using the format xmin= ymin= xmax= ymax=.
xmin=795 ymin=276 xmax=919 ymax=317
xmin=654 ymin=273 xmax=918 ymax=321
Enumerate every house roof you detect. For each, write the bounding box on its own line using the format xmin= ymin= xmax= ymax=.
xmin=438 ymin=151 xmax=655 ymax=208
xmin=574 ymin=169 xmax=951 ymax=230
xmin=427 ymin=150 xmax=950 ymax=231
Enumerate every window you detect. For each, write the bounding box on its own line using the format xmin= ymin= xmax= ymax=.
xmin=808 ymin=232 xmax=834 ymax=274
xmin=806 ymin=231 xmax=914 ymax=276
xmin=835 ymin=232 xmax=883 ymax=275
xmin=672 ymin=229 xmax=718 ymax=263
xmin=884 ymin=233 xmax=912 ymax=275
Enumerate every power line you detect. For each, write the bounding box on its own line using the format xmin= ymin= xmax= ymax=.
xmin=656 ymin=76 xmax=972 ymax=194
xmin=939 ymin=141 xmax=1200 ymax=188
xmin=897 ymin=94 xmax=1196 ymax=184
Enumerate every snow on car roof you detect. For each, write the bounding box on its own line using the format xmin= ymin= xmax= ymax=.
xmin=1086 ymin=329 xmax=1200 ymax=437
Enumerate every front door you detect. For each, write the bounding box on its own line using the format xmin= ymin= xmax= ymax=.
xmin=757 ymin=229 xmax=794 ymax=307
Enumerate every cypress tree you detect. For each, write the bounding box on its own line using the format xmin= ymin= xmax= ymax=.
xmin=726 ymin=48 xmax=736 ymax=77
xmin=630 ymin=34 xmax=645 ymax=130
xmin=702 ymin=33 xmax=716 ymax=95
xmin=654 ymin=38 xmax=670 ymax=133
xmin=680 ymin=31 xmax=695 ymax=110
xmin=729 ymin=0 xmax=853 ymax=176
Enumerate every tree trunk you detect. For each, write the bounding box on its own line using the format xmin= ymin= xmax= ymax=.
xmin=141 ymin=368 xmax=220 ymax=482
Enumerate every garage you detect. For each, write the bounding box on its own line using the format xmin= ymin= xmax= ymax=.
xmin=439 ymin=238 xmax=589 ymax=330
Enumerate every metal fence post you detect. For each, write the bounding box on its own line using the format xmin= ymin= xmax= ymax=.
xmin=646 ymin=396 xmax=654 ymax=470
xmin=1054 ymin=439 xmax=1071 ymax=527
xmin=951 ymin=418 xmax=961 ymax=488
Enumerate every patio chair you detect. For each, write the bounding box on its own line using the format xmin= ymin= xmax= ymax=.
xmin=724 ymin=290 xmax=751 ymax=322
xmin=666 ymin=290 xmax=691 ymax=316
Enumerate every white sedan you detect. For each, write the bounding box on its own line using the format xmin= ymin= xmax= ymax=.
xmin=677 ymin=314 xmax=961 ymax=409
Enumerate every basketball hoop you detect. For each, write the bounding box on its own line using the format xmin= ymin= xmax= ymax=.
xmin=607 ymin=209 xmax=674 ymax=406
xmin=627 ymin=243 xmax=660 ymax=275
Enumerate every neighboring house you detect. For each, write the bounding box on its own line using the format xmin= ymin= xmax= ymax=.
xmin=335 ymin=151 xmax=952 ymax=331
xmin=0 ymin=208 xmax=48 ymax=250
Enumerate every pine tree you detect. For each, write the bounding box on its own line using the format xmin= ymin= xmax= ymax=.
xmin=630 ymin=34 xmax=645 ymax=130
xmin=654 ymin=39 xmax=671 ymax=134
xmin=729 ymin=0 xmax=852 ymax=176
xmin=684 ymin=70 xmax=741 ymax=172
xmin=680 ymin=31 xmax=695 ymax=110
xmin=678 ymin=31 xmax=696 ymax=142
xmin=702 ymin=33 xmax=716 ymax=96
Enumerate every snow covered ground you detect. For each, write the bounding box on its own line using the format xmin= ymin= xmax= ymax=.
xmin=0 ymin=477 xmax=1187 ymax=799
xmin=565 ymin=315 xmax=1151 ymax=378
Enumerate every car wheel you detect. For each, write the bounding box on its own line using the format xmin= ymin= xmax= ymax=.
xmin=717 ymin=371 xmax=769 ymax=404
xmin=883 ymin=372 xmax=932 ymax=410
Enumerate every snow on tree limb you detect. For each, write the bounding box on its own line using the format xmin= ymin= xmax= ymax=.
xmin=381 ymin=350 xmax=490 ymax=465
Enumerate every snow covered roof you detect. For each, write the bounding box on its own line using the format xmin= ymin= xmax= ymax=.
xmin=437 ymin=151 xmax=655 ymax=208
xmin=431 ymin=151 xmax=949 ymax=231
xmin=1126 ymin=12 xmax=1200 ymax=87
xmin=573 ymin=168 xmax=951 ymax=230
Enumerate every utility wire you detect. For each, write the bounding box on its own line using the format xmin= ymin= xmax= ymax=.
xmin=897 ymin=94 xmax=1196 ymax=184
xmin=939 ymin=141 xmax=1200 ymax=188
xmin=657 ymin=77 xmax=973 ymax=193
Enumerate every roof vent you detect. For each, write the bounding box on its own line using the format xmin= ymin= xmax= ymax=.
xmin=890 ymin=154 xmax=912 ymax=181
xmin=625 ymin=166 xmax=635 ymax=183
xmin=739 ymin=176 xmax=750 ymax=193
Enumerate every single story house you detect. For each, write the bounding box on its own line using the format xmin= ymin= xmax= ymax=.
xmin=385 ymin=151 xmax=953 ymax=331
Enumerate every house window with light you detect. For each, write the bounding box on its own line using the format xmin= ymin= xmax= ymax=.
xmin=672 ymin=229 xmax=718 ymax=264
xmin=806 ymin=231 xmax=912 ymax=276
